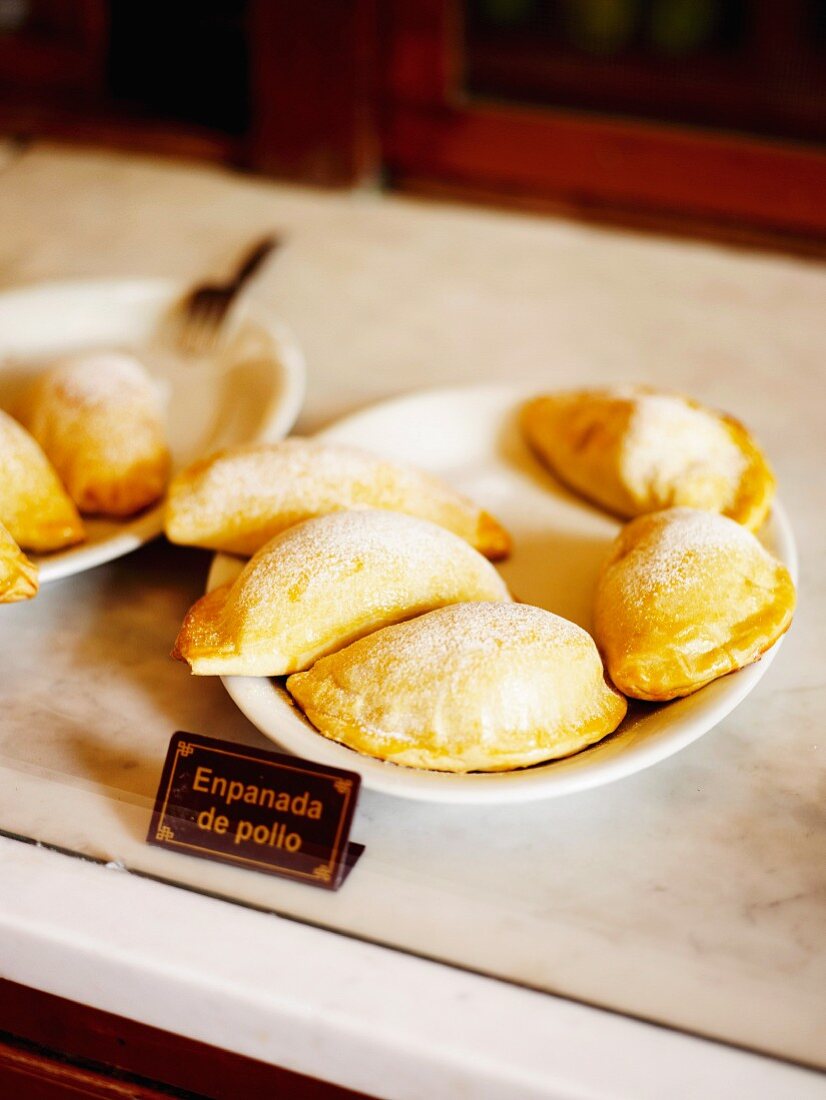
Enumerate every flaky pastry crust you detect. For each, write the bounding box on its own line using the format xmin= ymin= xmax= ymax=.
xmin=287 ymin=601 xmax=627 ymax=772
xmin=164 ymin=438 xmax=510 ymax=560
xmin=173 ymin=510 xmax=511 ymax=676
xmin=0 ymin=522 xmax=38 ymax=603
xmin=521 ymin=388 xmax=775 ymax=530
xmin=0 ymin=408 xmax=84 ymax=552
xmin=593 ymin=508 xmax=795 ymax=701
xmin=22 ymin=353 xmax=170 ymax=517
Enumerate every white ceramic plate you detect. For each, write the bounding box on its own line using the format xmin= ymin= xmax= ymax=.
xmin=210 ymin=384 xmax=797 ymax=804
xmin=0 ymin=278 xmax=306 ymax=581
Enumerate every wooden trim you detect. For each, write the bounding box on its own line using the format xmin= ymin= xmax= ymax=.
xmin=382 ymin=0 xmax=826 ymax=246
xmin=395 ymin=176 xmax=826 ymax=261
xmin=384 ymin=103 xmax=826 ymax=239
xmin=0 ymin=0 xmax=109 ymax=93
xmin=0 ymin=106 xmax=240 ymax=165
xmin=248 ymin=0 xmax=380 ymax=185
xmin=0 ymin=979 xmax=373 ymax=1100
xmin=0 ymin=1035 xmax=176 ymax=1100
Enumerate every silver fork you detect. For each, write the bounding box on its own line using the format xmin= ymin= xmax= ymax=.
xmin=174 ymin=235 xmax=281 ymax=356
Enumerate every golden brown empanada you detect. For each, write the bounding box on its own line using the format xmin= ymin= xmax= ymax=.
xmin=22 ymin=352 xmax=170 ymax=517
xmin=287 ymin=601 xmax=627 ymax=772
xmin=0 ymin=522 xmax=38 ymax=603
xmin=164 ymin=438 xmax=510 ymax=559
xmin=521 ymin=388 xmax=774 ymax=530
xmin=173 ymin=509 xmax=511 ymax=676
xmin=0 ymin=408 xmax=85 ymax=552
xmin=593 ymin=507 xmax=795 ymax=701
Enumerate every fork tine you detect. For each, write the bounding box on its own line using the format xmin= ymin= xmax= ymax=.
xmin=177 ymin=294 xmax=217 ymax=357
xmin=195 ymin=296 xmax=228 ymax=355
xmin=176 ymin=305 xmax=200 ymax=356
xmin=173 ymin=235 xmax=281 ymax=360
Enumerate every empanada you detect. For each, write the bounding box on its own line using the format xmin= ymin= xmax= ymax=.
xmin=164 ymin=438 xmax=510 ymax=559
xmin=521 ymin=388 xmax=774 ymax=530
xmin=0 ymin=408 xmax=84 ymax=552
xmin=593 ymin=507 xmax=795 ymax=701
xmin=0 ymin=522 xmax=38 ymax=603
xmin=287 ymin=601 xmax=627 ymax=772
xmin=173 ymin=509 xmax=511 ymax=676
xmin=22 ymin=352 xmax=170 ymax=517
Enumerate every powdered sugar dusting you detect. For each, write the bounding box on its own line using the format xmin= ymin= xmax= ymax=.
xmin=184 ymin=439 xmax=463 ymax=506
xmin=620 ymin=393 xmax=746 ymax=508
xmin=229 ymin=509 xmax=507 ymax=616
xmin=351 ymin=601 xmax=584 ymax=670
xmin=43 ymin=352 xmax=164 ymax=409
xmin=169 ymin=438 xmax=479 ymax=544
xmin=611 ymin=507 xmax=763 ymax=606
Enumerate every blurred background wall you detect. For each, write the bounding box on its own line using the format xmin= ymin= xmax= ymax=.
xmin=0 ymin=0 xmax=823 ymax=251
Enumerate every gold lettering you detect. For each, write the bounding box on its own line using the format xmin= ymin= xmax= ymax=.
xmin=308 ymin=800 xmax=322 ymax=820
xmin=193 ymin=766 xmax=212 ymax=793
xmin=226 ymin=780 xmax=244 ymax=805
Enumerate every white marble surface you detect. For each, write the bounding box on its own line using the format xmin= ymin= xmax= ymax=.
xmin=5 ymin=836 xmax=824 ymax=1100
xmin=0 ymin=145 xmax=825 ymax=1093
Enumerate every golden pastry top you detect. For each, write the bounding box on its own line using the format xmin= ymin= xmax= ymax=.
xmin=287 ymin=601 xmax=627 ymax=773
xmin=173 ymin=509 xmax=511 ymax=677
xmin=21 ymin=352 xmax=170 ymax=518
xmin=521 ymin=387 xmax=775 ymax=530
xmin=593 ymin=507 xmax=795 ymax=701
xmin=165 ymin=437 xmax=510 ymax=559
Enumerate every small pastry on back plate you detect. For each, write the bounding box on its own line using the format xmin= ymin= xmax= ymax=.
xmin=0 ymin=408 xmax=85 ymax=552
xmin=22 ymin=352 xmax=170 ymax=517
xmin=173 ymin=509 xmax=511 ymax=676
xmin=164 ymin=438 xmax=510 ymax=560
xmin=287 ymin=601 xmax=627 ymax=773
xmin=0 ymin=522 xmax=38 ymax=603
xmin=593 ymin=507 xmax=795 ymax=702
xmin=521 ymin=388 xmax=774 ymax=530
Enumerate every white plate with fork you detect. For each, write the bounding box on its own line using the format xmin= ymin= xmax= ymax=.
xmin=0 ymin=277 xmax=306 ymax=582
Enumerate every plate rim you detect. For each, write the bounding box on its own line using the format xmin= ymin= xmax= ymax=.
xmin=212 ymin=383 xmax=797 ymax=804
xmin=0 ymin=276 xmax=307 ymax=583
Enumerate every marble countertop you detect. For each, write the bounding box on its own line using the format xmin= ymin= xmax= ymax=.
xmin=0 ymin=144 xmax=825 ymax=1098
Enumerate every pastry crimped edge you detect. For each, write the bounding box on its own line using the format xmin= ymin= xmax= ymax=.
xmin=0 ymin=524 xmax=39 ymax=603
xmin=592 ymin=509 xmax=796 ymax=702
xmin=520 ymin=389 xmax=776 ymax=531
xmin=65 ymin=452 xmax=171 ymax=518
xmin=718 ymin=412 xmax=775 ymax=531
xmin=289 ymin=685 xmax=627 ymax=773
xmin=475 ymin=508 xmax=511 ymax=561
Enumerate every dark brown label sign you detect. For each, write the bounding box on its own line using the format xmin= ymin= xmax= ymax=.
xmin=148 ymin=732 xmax=362 ymax=890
